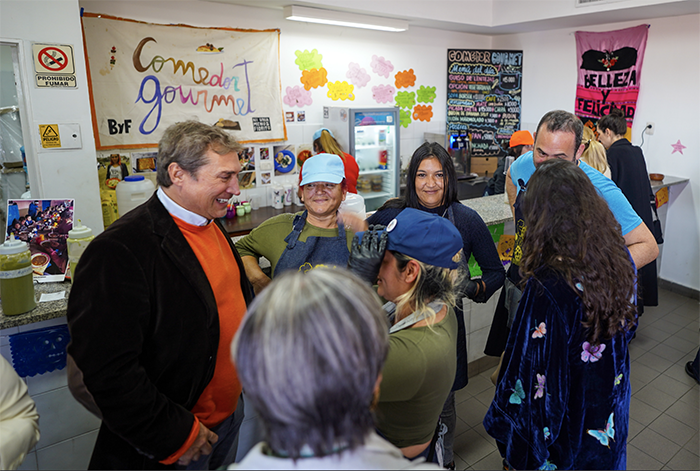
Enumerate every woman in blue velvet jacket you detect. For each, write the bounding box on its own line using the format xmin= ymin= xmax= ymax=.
xmin=484 ymin=159 xmax=637 ymax=470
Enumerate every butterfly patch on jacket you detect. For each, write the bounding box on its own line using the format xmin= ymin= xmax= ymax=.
xmin=587 ymin=412 xmax=615 ymax=447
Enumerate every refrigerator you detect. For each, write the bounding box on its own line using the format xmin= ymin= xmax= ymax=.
xmin=323 ymin=107 xmax=400 ymax=211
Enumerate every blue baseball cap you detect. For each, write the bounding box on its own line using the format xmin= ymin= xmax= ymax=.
xmin=313 ymin=128 xmax=334 ymax=142
xmin=357 ymin=208 xmax=462 ymax=269
xmin=299 ymin=153 xmax=345 ymax=186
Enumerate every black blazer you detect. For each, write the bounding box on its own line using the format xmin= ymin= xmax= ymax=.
xmin=67 ymin=193 xmax=253 ymax=469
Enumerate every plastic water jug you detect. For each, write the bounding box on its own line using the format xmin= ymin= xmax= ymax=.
xmin=67 ymin=220 xmax=94 ymax=283
xmin=116 ymin=175 xmax=155 ymax=217
xmin=0 ymin=235 xmax=36 ymax=315
xmin=339 ymin=192 xmax=366 ymax=220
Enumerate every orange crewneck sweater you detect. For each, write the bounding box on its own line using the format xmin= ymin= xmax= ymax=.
xmin=161 ymin=217 xmax=247 ymax=465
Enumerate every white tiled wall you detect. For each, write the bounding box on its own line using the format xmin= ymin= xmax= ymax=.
xmin=0 ymin=317 xmax=101 ymax=470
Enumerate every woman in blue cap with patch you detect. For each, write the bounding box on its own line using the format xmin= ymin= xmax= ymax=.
xmin=236 ymin=153 xmax=354 ymax=294
xmin=311 ymin=128 xmax=359 ymax=193
xmin=348 ymin=208 xmax=466 ymax=465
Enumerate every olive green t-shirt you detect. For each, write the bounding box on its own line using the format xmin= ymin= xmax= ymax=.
xmin=376 ymin=306 xmax=458 ymax=449
xmin=234 ymin=212 xmax=354 ymax=277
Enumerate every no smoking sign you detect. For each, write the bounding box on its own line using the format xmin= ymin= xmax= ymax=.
xmin=32 ymin=43 xmax=77 ymax=88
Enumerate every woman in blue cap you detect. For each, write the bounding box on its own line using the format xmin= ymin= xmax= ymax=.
xmin=312 ymin=128 xmax=359 ymax=193
xmin=362 ymin=142 xmax=505 ymax=469
xmin=236 ymin=153 xmax=353 ymax=294
xmin=348 ymin=208 xmax=465 ymax=465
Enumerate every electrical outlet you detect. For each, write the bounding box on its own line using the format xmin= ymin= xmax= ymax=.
xmin=645 ymin=122 xmax=655 ymax=135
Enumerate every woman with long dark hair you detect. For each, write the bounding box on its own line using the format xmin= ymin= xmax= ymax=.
xmin=597 ymin=107 xmax=658 ymax=311
xmin=366 ymin=142 xmax=504 ymax=468
xmin=484 ymin=159 xmax=637 ymax=470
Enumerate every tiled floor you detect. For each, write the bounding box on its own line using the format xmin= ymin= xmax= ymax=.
xmin=453 ymin=288 xmax=700 ymax=470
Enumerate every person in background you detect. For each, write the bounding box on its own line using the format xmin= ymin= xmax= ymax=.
xmin=105 ymin=153 xmax=129 ymax=182
xmin=597 ymin=107 xmax=658 ymax=311
xmin=237 ymin=153 xmax=353 ymax=294
xmin=311 ymin=127 xmax=359 ymax=193
xmin=484 ymin=158 xmax=637 ymax=470
xmin=580 ymin=126 xmax=611 ymax=178
xmin=348 ymin=209 xmax=465 ymax=465
xmin=67 ymin=121 xmax=254 ymax=469
xmin=0 ymin=356 xmax=40 ymax=470
xmin=485 ymin=130 xmax=534 ymax=196
xmin=363 ymin=142 xmax=504 ymax=469
xmin=229 ymin=268 xmax=440 ymax=470
xmin=484 ymin=110 xmax=657 ymax=377
xmin=686 ymin=349 xmax=700 ymax=385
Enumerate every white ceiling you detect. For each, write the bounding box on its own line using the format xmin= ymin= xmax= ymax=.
xmin=206 ymin=0 xmax=700 ymax=34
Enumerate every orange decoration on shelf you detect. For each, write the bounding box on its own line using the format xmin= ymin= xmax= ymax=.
xmin=394 ymin=69 xmax=416 ymax=89
xmin=300 ymin=67 xmax=328 ymax=90
xmin=412 ymin=104 xmax=433 ymax=122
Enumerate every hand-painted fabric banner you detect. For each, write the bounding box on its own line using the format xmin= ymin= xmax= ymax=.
xmin=82 ymin=13 xmax=286 ymax=149
xmin=574 ymin=25 xmax=648 ymax=132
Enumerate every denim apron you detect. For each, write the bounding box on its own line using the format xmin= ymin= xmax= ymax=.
xmin=273 ymin=210 xmax=350 ymax=277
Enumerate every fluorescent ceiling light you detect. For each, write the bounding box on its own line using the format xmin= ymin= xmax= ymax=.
xmin=284 ymin=5 xmax=408 ymax=32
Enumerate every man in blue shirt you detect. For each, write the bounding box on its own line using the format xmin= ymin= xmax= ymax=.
xmin=506 ymin=110 xmax=657 ymax=269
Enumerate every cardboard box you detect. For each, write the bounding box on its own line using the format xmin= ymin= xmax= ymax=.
xmin=471 ymin=157 xmax=499 ymax=176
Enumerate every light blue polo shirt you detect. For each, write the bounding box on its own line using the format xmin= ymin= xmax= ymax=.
xmin=510 ymin=151 xmax=642 ymax=236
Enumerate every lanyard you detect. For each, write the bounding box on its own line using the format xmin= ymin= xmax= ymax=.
xmin=385 ymin=301 xmax=445 ymax=334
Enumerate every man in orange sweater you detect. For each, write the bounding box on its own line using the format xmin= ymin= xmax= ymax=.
xmin=67 ymin=121 xmax=254 ymax=469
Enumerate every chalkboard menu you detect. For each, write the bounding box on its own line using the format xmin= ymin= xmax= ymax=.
xmin=447 ymin=49 xmax=523 ymax=158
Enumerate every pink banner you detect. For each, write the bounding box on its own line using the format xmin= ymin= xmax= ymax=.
xmin=574 ymin=25 xmax=648 ymax=131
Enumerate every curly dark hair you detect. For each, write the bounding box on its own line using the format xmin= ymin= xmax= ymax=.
xmin=378 ymin=141 xmax=459 ymax=211
xmin=519 ymin=159 xmax=637 ymax=345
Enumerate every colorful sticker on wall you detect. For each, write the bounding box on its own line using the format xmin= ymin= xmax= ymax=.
xmin=372 ymin=84 xmax=395 ymax=104
xmin=297 ymin=111 xmax=306 ymax=122
xmin=283 ymin=85 xmax=313 ymax=107
xmin=300 ymin=67 xmax=328 ymax=90
xmin=327 ymin=81 xmax=355 ymax=101
xmin=399 ymin=109 xmax=411 ymax=128
xmin=259 ymin=147 xmax=270 ymax=160
xmin=346 ymin=62 xmax=371 ymax=88
xmin=395 ymin=91 xmax=415 ymax=109
xmin=394 ymin=69 xmax=416 ymax=89
xmin=273 ymin=145 xmax=298 ymax=176
xmin=416 ymin=85 xmax=437 ymax=103
xmin=294 ymin=49 xmax=323 ymax=71
xmin=260 ymin=171 xmax=272 ymax=185
xmin=671 ymin=140 xmax=686 ymax=154
xmin=285 ymin=112 xmax=295 ymax=122
xmin=655 ymin=186 xmax=668 ymax=208
xmin=371 ymin=55 xmax=394 ymax=78
xmin=413 ymin=105 xmax=433 ymax=122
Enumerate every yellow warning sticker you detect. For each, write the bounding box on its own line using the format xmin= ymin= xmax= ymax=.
xmin=39 ymin=124 xmax=61 ymax=148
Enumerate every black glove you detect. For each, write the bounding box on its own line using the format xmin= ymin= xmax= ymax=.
xmin=347 ymin=224 xmax=388 ymax=284
xmin=465 ymin=279 xmax=488 ymax=303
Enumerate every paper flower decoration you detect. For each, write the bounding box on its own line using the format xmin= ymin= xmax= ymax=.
xmin=371 ymin=55 xmax=394 ymax=78
xmin=327 ymin=81 xmax=355 ymax=101
xmin=395 ymin=69 xmax=416 ymax=89
xmin=283 ymin=86 xmax=313 ymax=107
xmin=399 ymin=109 xmax=411 ymax=128
xmin=300 ymin=68 xmax=328 ymax=91
xmin=395 ymin=91 xmax=416 ymax=109
xmin=372 ymin=84 xmax=395 ymax=104
xmin=417 ymin=85 xmax=437 ymax=103
xmin=294 ymin=49 xmax=323 ymax=71
xmin=412 ymin=104 xmax=433 ymax=122
xmin=346 ymin=62 xmax=371 ymax=88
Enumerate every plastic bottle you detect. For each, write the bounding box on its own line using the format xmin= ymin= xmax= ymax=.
xmin=116 ymin=175 xmax=156 ymax=217
xmin=0 ymin=235 xmax=36 ymax=315
xmin=67 ymin=220 xmax=95 ymax=283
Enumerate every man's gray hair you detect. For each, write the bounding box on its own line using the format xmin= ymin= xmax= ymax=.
xmin=535 ymin=110 xmax=584 ymax=157
xmin=232 ymin=268 xmax=389 ymax=459
xmin=156 ymin=120 xmax=242 ymax=187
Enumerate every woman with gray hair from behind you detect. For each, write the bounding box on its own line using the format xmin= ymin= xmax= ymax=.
xmin=228 ymin=268 xmax=441 ymax=470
